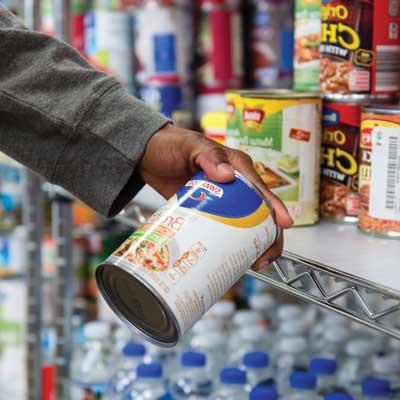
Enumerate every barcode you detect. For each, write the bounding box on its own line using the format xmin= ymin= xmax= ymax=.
xmin=385 ymin=136 xmax=399 ymax=210
xmin=376 ymin=45 xmax=400 ymax=91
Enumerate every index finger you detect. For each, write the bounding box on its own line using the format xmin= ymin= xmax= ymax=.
xmin=226 ymin=148 xmax=293 ymax=229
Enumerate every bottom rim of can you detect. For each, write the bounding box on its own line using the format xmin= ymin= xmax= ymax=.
xmin=357 ymin=226 xmax=400 ymax=240
xmin=96 ymin=262 xmax=180 ymax=348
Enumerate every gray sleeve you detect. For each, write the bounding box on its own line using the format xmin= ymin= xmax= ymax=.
xmin=0 ymin=5 xmax=169 ymax=217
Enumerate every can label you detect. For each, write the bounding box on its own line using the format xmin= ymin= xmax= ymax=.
xmin=251 ymin=0 xmax=294 ymax=89
xmin=103 ymin=172 xmax=277 ymax=340
xmin=239 ymin=95 xmax=321 ymax=226
xmin=196 ymin=5 xmax=243 ymax=87
xmin=135 ymin=6 xmax=192 ymax=85
xmin=225 ymin=91 xmax=243 ymax=149
xmin=359 ymin=112 xmax=400 ymax=234
xmin=320 ymin=0 xmax=400 ymax=94
xmin=320 ymin=101 xmax=361 ymax=220
xmin=294 ymin=0 xmax=321 ymax=91
xmin=84 ymin=11 xmax=134 ymax=89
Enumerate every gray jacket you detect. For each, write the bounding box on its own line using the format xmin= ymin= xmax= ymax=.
xmin=0 ymin=5 xmax=169 ymax=217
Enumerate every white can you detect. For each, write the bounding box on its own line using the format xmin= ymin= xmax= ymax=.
xmin=96 ymin=171 xmax=278 ymax=347
xmin=134 ymin=3 xmax=193 ymax=85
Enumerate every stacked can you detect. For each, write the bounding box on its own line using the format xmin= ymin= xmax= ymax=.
xmin=194 ymin=0 xmax=244 ymax=121
xmin=250 ymin=0 xmax=294 ymax=89
xmin=84 ymin=9 xmax=135 ymax=93
xmin=293 ymin=0 xmax=320 ymax=91
xmin=134 ymin=0 xmax=193 ymax=126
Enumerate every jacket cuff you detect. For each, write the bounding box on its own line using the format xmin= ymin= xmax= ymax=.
xmin=52 ymin=85 xmax=169 ymax=217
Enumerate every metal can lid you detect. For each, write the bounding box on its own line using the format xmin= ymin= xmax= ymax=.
xmin=96 ymin=263 xmax=179 ymax=347
xmin=241 ymin=89 xmax=322 ymax=100
xmin=362 ymin=104 xmax=400 ymax=115
xmin=324 ymin=93 xmax=394 ymax=104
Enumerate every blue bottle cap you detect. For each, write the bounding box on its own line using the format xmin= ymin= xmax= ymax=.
xmin=310 ymin=358 xmax=337 ymax=375
xmin=250 ymin=386 xmax=278 ymax=400
xmin=362 ymin=378 xmax=391 ymax=397
xmin=243 ymin=352 xmax=269 ymax=368
xmin=325 ymin=393 xmax=353 ymax=400
xmin=220 ymin=368 xmax=247 ymax=385
xmin=290 ymin=371 xmax=317 ymax=390
xmin=181 ymin=351 xmax=206 ymax=367
xmin=122 ymin=342 xmax=146 ymax=357
xmin=136 ymin=362 xmax=163 ymax=378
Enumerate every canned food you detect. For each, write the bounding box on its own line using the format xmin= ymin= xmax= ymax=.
xmin=134 ymin=3 xmax=192 ymax=85
xmin=200 ymin=111 xmax=227 ymax=144
xmin=195 ymin=0 xmax=243 ymax=88
xmin=239 ymin=90 xmax=322 ymax=226
xmin=321 ymin=94 xmax=393 ymax=222
xmin=96 ymin=171 xmax=278 ymax=346
xmin=139 ymin=82 xmax=193 ymax=125
xmin=359 ymin=105 xmax=400 ymax=237
xmin=84 ymin=10 xmax=134 ymax=90
xmin=251 ymin=0 xmax=294 ymax=89
xmin=293 ymin=0 xmax=320 ymax=91
xmin=320 ymin=0 xmax=400 ymax=95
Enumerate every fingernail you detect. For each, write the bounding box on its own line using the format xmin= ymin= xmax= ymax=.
xmin=217 ymin=163 xmax=234 ymax=176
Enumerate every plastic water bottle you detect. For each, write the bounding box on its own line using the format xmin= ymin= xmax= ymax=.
xmin=169 ymin=351 xmax=213 ymax=399
xmin=338 ymin=340 xmax=376 ymax=391
xmin=309 ymin=358 xmax=337 ymax=395
xmin=233 ymin=310 xmax=264 ymax=329
xmin=242 ymin=352 xmax=274 ymax=390
xmin=191 ymin=332 xmax=227 ymax=376
xmin=314 ymin=327 xmax=350 ymax=361
xmin=324 ymin=392 xmax=353 ymax=400
xmin=103 ymin=342 xmax=146 ymax=399
xmin=214 ymin=368 xmax=248 ymax=400
xmin=371 ymin=353 xmax=400 ymax=391
xmin=123 ymin=362 xmax=171 ymax=400
xmin=230 ymin=325 xmax=271 ymax=365
xmin=284 ymin=371 xmax=319 ymax=400
xmin=71 ymin=321 xmax=111 ymax=399
xmin=206 ymin=300 xmax=236 ymax=330
xmin=249 ymin=293 xmax=277 ymax=328
xmin=275 ymin=337 xmax=308 ymax=395
xmin=277 ymin=304 xmax=303 ymax=324
xmin=249 ymin=386 xmax=279 ymax=400
xmin=145 ymin=342 xmax=177 ymax=382
xmin=361 ymin=378 xmax=391 ymax=399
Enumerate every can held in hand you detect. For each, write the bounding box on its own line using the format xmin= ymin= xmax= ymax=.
xmin=96 ymin=171 xmax=278 ymax=346
xmin=320 ymin=94 xmax=393 ymax=223
xmin=359 ymin=105 xmax=400 ymax=237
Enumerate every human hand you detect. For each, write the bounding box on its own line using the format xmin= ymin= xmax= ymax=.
xmin=139 ymin=124 xmax=293 ymax=269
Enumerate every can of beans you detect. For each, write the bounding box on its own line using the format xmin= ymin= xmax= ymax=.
xmin=195 ymin=0 xmax=243 ymax=88
xmin=96 ymin=171 xmax=278 ymax=346
xmin=320 ymin=0 xmax=400 ymax=95
xmin=359 ymin=105 xmax=400 ymax=237
xmin=239 ymin=90 xmax=322 ymax=226
xmin=321 ymin=94 xmax=393 ymax=222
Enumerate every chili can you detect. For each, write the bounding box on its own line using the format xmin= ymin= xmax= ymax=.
xmin=239 ymin=90 xmax=322 ymax=226
xmin=321 ymin=94 xmax=393 ymax=222
xmin=359 ymin=105 xmax=400 ymax=237
xmin=320 ymin=0 xmax=400 ymax=95
xmin=96 ymin=171 xmax=278 ymax=346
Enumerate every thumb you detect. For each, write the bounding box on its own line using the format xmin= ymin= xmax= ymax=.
xmin=195 ymin=142 xmax=235 ymax=183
